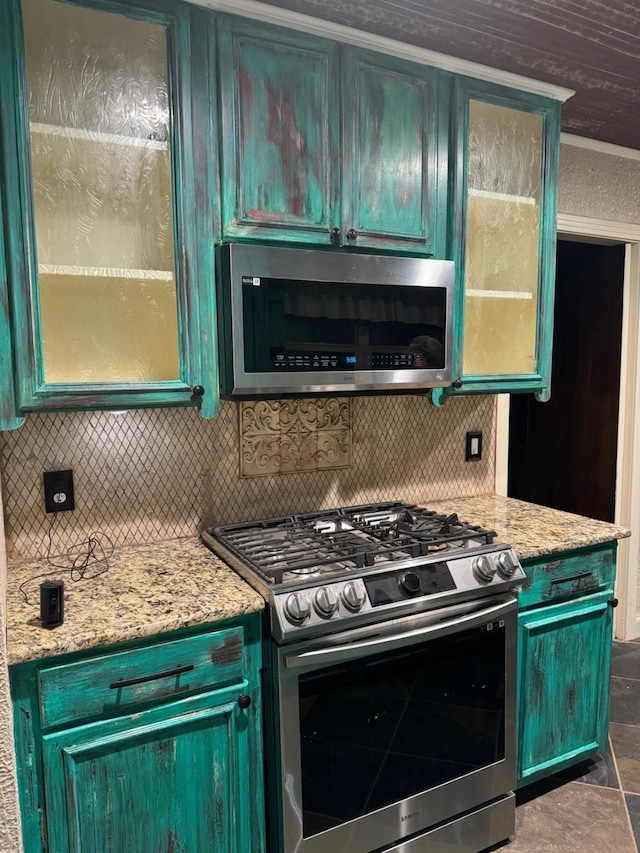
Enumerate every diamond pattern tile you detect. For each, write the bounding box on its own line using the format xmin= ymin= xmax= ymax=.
xmin=0 ymin=395 xmax=496 ymax=564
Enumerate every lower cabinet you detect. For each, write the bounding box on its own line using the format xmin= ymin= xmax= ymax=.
xmin=11 ymin=614 xmax=265 ymax=853
xmin=516 ymin=544 xmax=617 ymax=786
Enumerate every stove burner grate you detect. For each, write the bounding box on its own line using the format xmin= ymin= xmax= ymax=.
xmin=210 ymin=501 xmax=497 ymax=586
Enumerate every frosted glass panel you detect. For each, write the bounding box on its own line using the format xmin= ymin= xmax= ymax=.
xmin=22 ymin=0 xmax=179 ymax=383
xmin=463 ymin=100 xmax=543 ymax=377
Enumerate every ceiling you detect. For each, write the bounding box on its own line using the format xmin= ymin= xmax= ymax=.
xmin=254 ymin=0 xmax=640 ymax=151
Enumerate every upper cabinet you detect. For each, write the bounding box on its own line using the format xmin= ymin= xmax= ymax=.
xmin=0 ymin=0 xmax=219 ymax=427
xmin=0 ymin=6 xmax=567 ymax=429
xmin=432 ymin=79 xmax=560 ymax=405
xmin=219 ymin=17 xmax=447 ymax=256
xmin=218 ymin=19 xmax=340 ymax=246
xmin=342 ymin=48 xmax=447 ymax=255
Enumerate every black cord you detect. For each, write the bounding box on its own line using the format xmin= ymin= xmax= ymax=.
xmin=18 ymin=512 xmax=115 ymax=605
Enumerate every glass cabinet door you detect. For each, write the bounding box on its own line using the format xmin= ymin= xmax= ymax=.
xmin=433 ymin=81 xmax=560 ymax=405
xmin=464 ymin=100 xmax=542 ymax=377
xmin=0 ymin=0 xmax=218 ymax=419
xmin=25 ymin=0 xmax=179 ymax=384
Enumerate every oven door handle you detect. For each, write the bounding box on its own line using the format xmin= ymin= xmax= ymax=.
xmin=285 ymin=598 xmax=514 ymax=669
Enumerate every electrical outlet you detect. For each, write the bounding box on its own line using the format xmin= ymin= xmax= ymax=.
xmin=465 ymin=431 xmax=482 ymax=462
xmin=43 ymin=469 xmax=75 ymax=513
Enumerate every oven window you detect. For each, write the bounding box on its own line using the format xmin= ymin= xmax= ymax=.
xmin=242 ymin=278 xmax=447 ymax=373
xmin=298 ymin=622 xmax=505 ymax=838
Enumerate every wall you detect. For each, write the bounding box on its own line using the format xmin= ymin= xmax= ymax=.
xmin=558 ymin=140 xmax=640 ymax=635
xmin=1 ymin=395 xmax=495 ymax=564
xmin=0 ymin=478 xmax=22 ymax=852
xmin=559 ymin=142 xmax=640 ymax=223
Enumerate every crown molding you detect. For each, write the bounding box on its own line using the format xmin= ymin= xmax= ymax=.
xmin=561 ymin=132 xmax=640 ymax=162
xmin=557 ymin=213 xmax=640 ymax=244
xmin=190 ymin=0 xmax=574 ymax=102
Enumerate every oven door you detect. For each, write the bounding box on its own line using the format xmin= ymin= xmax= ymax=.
xmin=272 ymin=594 xmax=517 ymax=853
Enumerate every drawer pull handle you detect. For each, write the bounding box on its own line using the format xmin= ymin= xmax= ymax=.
xmin=109 ymin=664 xmax=194 ymax=690
xmin=550 ymin=571 xmax=595 ymax=587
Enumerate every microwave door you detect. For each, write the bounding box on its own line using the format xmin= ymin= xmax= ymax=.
xmin=220 ymin=243 xmax=454 ymax=396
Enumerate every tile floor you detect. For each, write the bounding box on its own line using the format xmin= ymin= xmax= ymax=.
xmin=488 ymin=639 xmax=640 ymax=852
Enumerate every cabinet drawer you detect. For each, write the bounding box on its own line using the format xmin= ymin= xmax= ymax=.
xmin=518 ymin=545 xmax=616 ymax=610
xmin=38 ymin=626 xmax=245 ymax=730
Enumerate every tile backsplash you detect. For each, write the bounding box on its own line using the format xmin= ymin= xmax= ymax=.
xmin=239 ymin=398 xmax=352 ymax=477
xmin=0 ymin=395 xmax=496 ymax=564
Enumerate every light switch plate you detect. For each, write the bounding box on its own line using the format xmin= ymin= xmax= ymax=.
xmin=465 ymin=431 xmax=482 ymax=462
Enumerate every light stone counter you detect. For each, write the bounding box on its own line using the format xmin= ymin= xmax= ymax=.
xmin=6 ymin=537 xmax=264 ymax=666
xmin=6 ymin=496 xmax=631 ymax=666
xmin=428 ymin=494 xmax=631 ymax=559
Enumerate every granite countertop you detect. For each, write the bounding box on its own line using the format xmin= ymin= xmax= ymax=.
xmin=6 ymin=495 xmax=631 ymax=666
xmin=6 ymin=537 xmax=264 ymax=666
xmin=429 ymin=494 xmax=631 ymax=559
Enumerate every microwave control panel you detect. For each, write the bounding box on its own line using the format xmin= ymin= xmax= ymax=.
xmin=271 ymin=350 xmax=426 ymax=370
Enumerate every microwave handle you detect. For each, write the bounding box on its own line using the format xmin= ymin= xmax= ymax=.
xmin=285 ymin=597 xmax=514 ymax=670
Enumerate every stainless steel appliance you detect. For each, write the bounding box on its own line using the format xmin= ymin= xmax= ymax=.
xmin=216 ymin=244 xmax=454 ymax=397
xmin=202 ymin=501 xmax=525 ymax=853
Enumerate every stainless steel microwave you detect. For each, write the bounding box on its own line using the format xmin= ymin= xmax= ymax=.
xmin=216 ymin=243 xmax=455 ymax=397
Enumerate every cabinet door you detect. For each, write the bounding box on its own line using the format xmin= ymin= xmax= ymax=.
xmin=342 ymin=48 xmax=447 ymax=256
xmin=432 ymin=80 xmax=560 ymax=405
xmin=42 ymin=687 xmax=264 ymax=853
xmin=0 ymin=197 xmax=22 ymax=430
xmin=0 ymin=0 xmax=219 ymax=423
xmin=517 ymin=590 xmax=613 ymax=785
xmin=219 ymin=16 xmax=340 ymax=246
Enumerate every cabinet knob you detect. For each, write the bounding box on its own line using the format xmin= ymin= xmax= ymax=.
xmin=609 ymin=598 xmax=619 ymax=608
xmin=192 ymin=385 xmax=205 ymax=398
xmin=346 ymin=228 xmax=358 ymax=241
xmin=329 ymin=227 xmax=341 ymax=243
xmin=238 ymin=694 xmax=252 ymax=709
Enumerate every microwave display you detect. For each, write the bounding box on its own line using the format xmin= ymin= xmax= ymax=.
xmin=242 ymin=277 xmax=447 ymax=373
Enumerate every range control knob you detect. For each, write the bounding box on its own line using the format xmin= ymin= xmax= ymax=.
xmin=341 ymin=581 xmax=366 ymax=612
xmin=497 ymin=551 xmax=519 ymax=578
xmin=284 ymin=592 xmax=311 ymax=625
xmin=400 ymin=571 xmax=422 ymax=596
xmin=314 ymin=587 xmax=339 ymax=618
xmin=473 ymin=555 xmax=497 ymax=583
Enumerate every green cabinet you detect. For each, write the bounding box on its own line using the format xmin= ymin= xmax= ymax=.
xmin=219 ymin=16 xmax=447 ymax=256
xmin=0 ymin=4 xmax=567 ymax=428
xmin=432 ymin=78 xmax=560 ymax=405
xmin=11 ymin=615 xmax=265 ymax=853
xmin=0 ymin=0 xmax=220 ymax=429
xmin=43 ymin=690 xmax=252 ymax=853
xmin=218 ymin=18 xmax=340 ymax=246
xmin=517 ymin=545 xmax=616 ymax=785
xmin=341 ymin=48 xmax=447 ymax=255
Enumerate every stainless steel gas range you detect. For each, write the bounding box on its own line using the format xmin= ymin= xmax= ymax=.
xmin=202 ymin=501 xmax=526 ymax=853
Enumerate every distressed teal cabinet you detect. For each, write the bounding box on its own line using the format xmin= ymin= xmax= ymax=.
xmin=433 ymin=79 xmax=560 ymax=405
xmin=0 ymin=0 xmax=219 ymax=430
xmin=11 ymin=615 xmax=265 ymax=853
xmin=218 ymin=17 xmax=340 ymax=246
xmin=341 ymin=47 xmax=447 ymax=255
xmin=517 ymin=544 xmax=617 ymax=785
xmin=219 ymin=16 xmax=447 ymax=256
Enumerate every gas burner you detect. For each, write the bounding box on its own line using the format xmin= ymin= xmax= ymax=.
xmin=202 ymin=499 xmax=525 ymax=644
xmin=204 ymin=501 xmax=499 ymax=586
